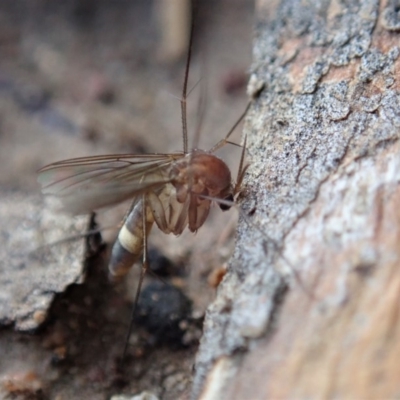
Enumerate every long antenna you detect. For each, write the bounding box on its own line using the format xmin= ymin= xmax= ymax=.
xmin=192 ymin=42 xmax=208 ymax=151
xmin=181 ymin=7 xmax=194 ymax=154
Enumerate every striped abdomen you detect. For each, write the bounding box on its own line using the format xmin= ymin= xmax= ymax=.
xmin=108 ymin=200 xmax=154 ymax=282
xmin=108 ymin=152 xmax=234 ymax=281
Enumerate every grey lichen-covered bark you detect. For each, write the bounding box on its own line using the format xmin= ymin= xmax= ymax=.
xmin=0 ymin=193 xmax=86 ymax=331
xmin=193 ymin=0 xmax=400 ymax=398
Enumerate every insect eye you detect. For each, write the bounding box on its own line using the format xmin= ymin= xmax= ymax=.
xmin=219 ymin=194 xmax=234 ymax=211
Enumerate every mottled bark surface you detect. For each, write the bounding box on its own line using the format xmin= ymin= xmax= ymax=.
xmin=194 ymin=0 xmax=400 ymax=398
xmin=0 ymin=2 xmax=252 ymax=399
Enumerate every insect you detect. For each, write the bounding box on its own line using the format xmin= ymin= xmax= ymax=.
xmin=37 ymin=24 xmax=250 ymax=357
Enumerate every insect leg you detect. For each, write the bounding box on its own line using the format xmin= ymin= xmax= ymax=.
xmin=198 ymin=193 xmax=315 ymax=299
xmin=209 ymin=101 xmax=251 ymax=153
xmin=108 ymin=197 xmax=154 ymax=283
xmin=122 ymin=194 xmax=151 ymax=359
xmin=234 ymin=134 xmax=249 ymax=195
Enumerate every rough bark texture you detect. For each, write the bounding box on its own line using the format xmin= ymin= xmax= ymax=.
xmin=193 ymin=0 xmax=400 ymax=398
xmin=0 ymin=193 xmax=85 ymax=330
xmin=0 ymin=2 xmax=253 ymax=398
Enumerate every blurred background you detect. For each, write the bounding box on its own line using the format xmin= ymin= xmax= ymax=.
xmin=0 ymin=0 xmax=253 ymax=190
xmin=0 ymin=1 xmax=254 ymax=399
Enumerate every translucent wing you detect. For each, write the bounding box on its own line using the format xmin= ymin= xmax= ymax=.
xmin=38 ymin=153 xmax=184 ymax=214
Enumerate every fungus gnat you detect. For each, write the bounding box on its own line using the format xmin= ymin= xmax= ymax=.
xmin=38 ymin=22 xmax=250 ymax=358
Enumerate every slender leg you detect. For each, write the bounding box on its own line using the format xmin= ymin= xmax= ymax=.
xmin=234 ymin=134 xmax=249 ymax=195
xmin=209 ymin=101 xmax=251 ymax=153
xmin=122 ymin=194 xmax=150 ymax=360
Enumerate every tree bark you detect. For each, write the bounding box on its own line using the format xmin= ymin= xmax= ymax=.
xmin=193 ymin=0 xmax=400 ymax=398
